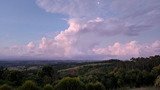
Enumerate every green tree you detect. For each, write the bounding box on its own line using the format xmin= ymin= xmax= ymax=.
xmin=0 ymin=84 xmax=12 ymax=90
xmin=155 ymin=75 xmax=160 ymax=87
xmin=6 ymin=70 xmax=24 ymax=86
xmin=0 ymin=67 xmax=5 ymax=80
xmin=86 ymin=82 xmax=106 ymax=90
xmin=152 ymin=65 xmax=160 ymax=77
xmin=18 ymin=80 xmax=40 ymax=90
xmin=86 ymin=83 xmax=95 ymax=90
xmin=43 ymin=84 xmax=53 ymax=90
xmin=54 ymin=77 xmax=85 ymax=90
xmin=112 ymin=68 xmax=125 ymax=87
xmin=125 ymin=70 xmax=143 ymax=87
xmin=102 ymin=74 xmax=117 ymax=89
xmin=141 ymin=70 xmax=154 ymax=86
xmin=42 ymin=65 xmax=55 ymax=77
xmin=40 ymin=65 xmax=57 ymax=84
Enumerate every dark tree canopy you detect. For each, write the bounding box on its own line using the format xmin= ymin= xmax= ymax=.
xmin=0 ymin=55 xmax=160 ymax=90
xmin=54 ymin=77 xmax=85 ymax=90
xmin=43 ymin=84 xmax=54 ymax=90
xmin=18 ymin=80 xmax=40 ymax=90
xmin=155 ymin=75 xmax=160 ymax=87
xmin=0 ymin=84 xmax=12 ymax=90
xmin=42 ymin=65 xmax=55 ymax=77
xmin=86 ymin=82 xmax=106 ymax=90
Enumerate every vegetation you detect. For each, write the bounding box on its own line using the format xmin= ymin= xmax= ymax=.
xmin=0 ymin=55 xmax=160 ymax=90
xmin=54 ymin=77 xmax=85 ymax=90
xmin=86 ymin=82 xmax=106 ymax=90
xmin=18 ymin=80 xmax=40 ymax=90
xmin=0 ymin=84 xmax=12 ymax=90
xmin=155 ymin=75 xmax=160 ymax=87
xmin=43 ymin=84 xmax=54 ymax=90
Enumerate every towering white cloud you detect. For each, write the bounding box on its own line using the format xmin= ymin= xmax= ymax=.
xmin=92 ymin=41 xmax=140 ymax=59
xmin=36 ymin=0 xmax=160 ymax=35
xmin=27 ymin=42 xmax=35 ymax=49
xmin=1 ymin=0 xmax=160 ymax=60
xmin=22 ymin=17 xmax=160 ymax=59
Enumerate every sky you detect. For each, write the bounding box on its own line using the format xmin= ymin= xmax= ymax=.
xmin=0 ymin=0 xmax=160 ymax=60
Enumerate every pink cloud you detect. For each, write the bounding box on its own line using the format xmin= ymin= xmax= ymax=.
xmin=1 ymin=18 xmax=159 ymax=60
xmin=93 ymin=40 xmax=160 ymax=59
xmin=93 ymin=41 xmax=140 ymax=57
xmin=1 ymin=0 xmax=160 ymax=60
xmin=23 ymin=24 xmax=159 ymax=59
xmin=27 ymin=42 xmax=35 ymax=49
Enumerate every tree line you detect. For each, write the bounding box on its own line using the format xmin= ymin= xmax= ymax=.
xmin=0 ymin=55 xmax=160 ymax=90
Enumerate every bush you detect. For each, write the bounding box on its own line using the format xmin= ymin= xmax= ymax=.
xmin=0 ymin=84 xmax=12 ymax=90
xmin=43 ymin=84 xmax=54 ymax=90
xmin=86 ymin=83 xmax=95 ymax=90
xmin=54 ymin=77 xmax=85 ymax=90
xmin=155 ymin=75 xmax=160 ymax=87
xmin=18 ymin=80 xmax=40 ymax=90
xmin=86 ymin=82 xmax=106 ymax=90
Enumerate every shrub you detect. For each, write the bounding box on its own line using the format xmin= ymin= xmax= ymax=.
xmin=18 ymin=80 xmax=40 ymax=90
xmin=86 ymin=82 xmax=106 ymax=90
xmin=43 ymin=84 xmax=54 ymax=90
xmin=54 ymin=77 xmax=85 ymax=90
xmin=0 ymin=84 xmax=12 ymax=90
xmin=155 ymin=75 xmax=160 ymax=87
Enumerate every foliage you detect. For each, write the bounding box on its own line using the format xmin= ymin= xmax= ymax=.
xmin=42 ymin=65 xmax=55 ymax=77
xmin=0 ymin=55 xmax=160 ymax=89
xmin=155 ymin=75 xmax=160 ymax=87
xmin=54 ymin=77 xmax=85 ymax=90
xmin=43 ymin=84 xmax=54 ymax=90
xmin=86 ymin=82 xmax=106 ymax=90
xmin=18 ymin=80 xmax=40 ymax=90
xmin=152 ymin=65 xmax=160 ymax=77
xmin=0 ymin=84 xmax=12 ymax=90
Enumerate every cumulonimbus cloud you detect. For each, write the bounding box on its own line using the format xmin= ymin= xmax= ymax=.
xmin=1 ymin=19 xmax=159 ymax=60
xmin=0 ymin=0 xmax=160 ymax=60
xmin=36 ymin=0 xmax=160 ymax=36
